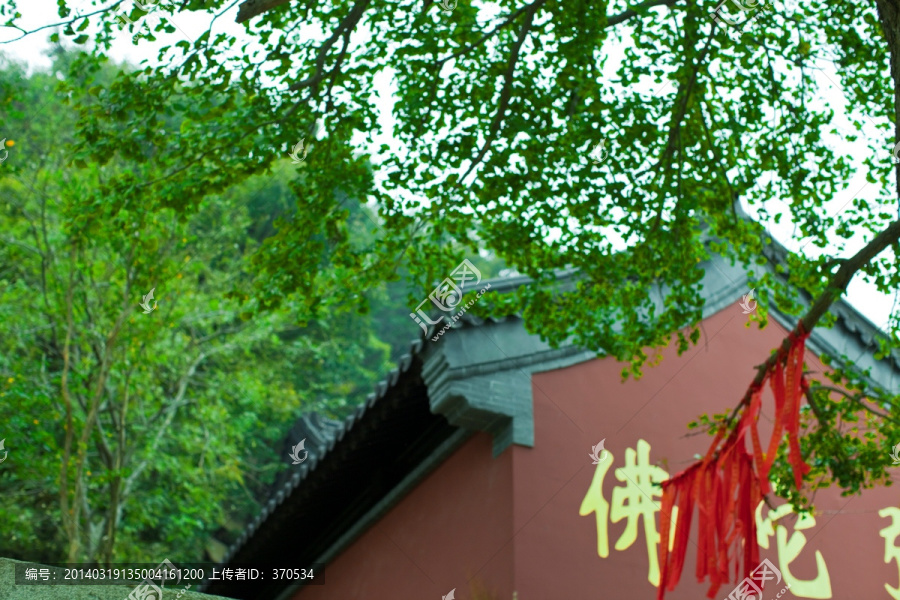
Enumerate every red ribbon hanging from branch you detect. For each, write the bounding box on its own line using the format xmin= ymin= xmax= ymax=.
xmin=657 ymin=323 xmax=811 ymax=600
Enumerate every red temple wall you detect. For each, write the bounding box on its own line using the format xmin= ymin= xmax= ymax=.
xmin=295 ymin=305 xmax=900 ymax=599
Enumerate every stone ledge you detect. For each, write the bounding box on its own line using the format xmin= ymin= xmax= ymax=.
xmin=0 ymin=558 xmax=232 ymax=600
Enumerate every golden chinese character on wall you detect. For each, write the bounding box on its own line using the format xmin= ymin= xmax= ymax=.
xmin=580 ymin=438 xmax=845 ymax=598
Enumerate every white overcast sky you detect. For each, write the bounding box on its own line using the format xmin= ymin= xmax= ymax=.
xmin=1 ymin=0 xmax=897 ymax=332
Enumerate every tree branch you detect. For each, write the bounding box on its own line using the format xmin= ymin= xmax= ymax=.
xmin=121 ymin=345 xmax=232 ymax=497
xmin=460 ymin=0 xmax=546 ymax=183
xmin=435 ymin=3 xmax=534 ymax=67
xmin=236 ymin=0 xmax=291 ymax=24
xmin=874 ymin=0 xmax=900 ymax=200
xmin=59 ymin=266 xmax=77 ymax=560
xmin=288 ymin=0 xmax=370 ymax=93
xmin=654 ymin=26 xmax=716 ymax=181
xmin=727 ymin=218 xmax=900 ymax=425
xmin=806 ymin=382 xmax=900 ymax=425
xmin=0 ymin=1 xmax=127 ymax=44
xmin=0 ymin=236 xmax=43 ymax=256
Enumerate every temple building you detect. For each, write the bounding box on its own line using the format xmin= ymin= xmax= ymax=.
xmin=203 ymin=243 xmax=900 ymax=600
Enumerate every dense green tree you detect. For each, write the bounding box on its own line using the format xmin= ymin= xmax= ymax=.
xmin=0 ymin=53 xmax=398 ymax=564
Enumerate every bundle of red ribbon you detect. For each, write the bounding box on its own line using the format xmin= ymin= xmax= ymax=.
xmin=657 ymin=325 xmax=811 ymax=600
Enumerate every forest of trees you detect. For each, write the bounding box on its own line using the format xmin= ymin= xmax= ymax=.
xmin=0 ymin=50 xmax=507 ymax=565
